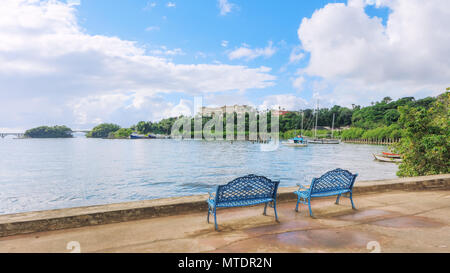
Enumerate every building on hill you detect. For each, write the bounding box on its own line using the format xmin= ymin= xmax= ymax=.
xmin=200 ymin=105 xmax=254 ymax=116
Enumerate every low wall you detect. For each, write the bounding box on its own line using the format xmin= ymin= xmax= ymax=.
xmin=1 ymin=174 xmax=449 ymax=237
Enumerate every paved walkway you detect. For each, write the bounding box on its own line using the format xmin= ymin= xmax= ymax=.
xmin=0 ymin=190 xmax=449 ymax=253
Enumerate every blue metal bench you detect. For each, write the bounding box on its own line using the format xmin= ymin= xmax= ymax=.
xmin=294 ymin=168 xmax=358 ymax=217
xmin=207 ymin=174 xmax=280 ymax=230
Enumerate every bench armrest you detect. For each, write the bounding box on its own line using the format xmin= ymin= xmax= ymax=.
xmin=208 ymin=192 xmax=216 ymax=200
xmin=296 ymin=183 xmax=310 ymax=191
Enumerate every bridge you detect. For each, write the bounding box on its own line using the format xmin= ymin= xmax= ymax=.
xmin=0 ymin=133 xmax=25 ymax=138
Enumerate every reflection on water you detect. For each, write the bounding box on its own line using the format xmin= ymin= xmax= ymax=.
xmin=0 ymin=137 xmax=398 ymax=214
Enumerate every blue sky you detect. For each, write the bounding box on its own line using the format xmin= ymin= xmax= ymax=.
xmin=0 ymin=0 xmax=448 ymax=130
xmin=75 ymin=0 xmax=337 ymax=106
xmin=72 ymin=0 xmax=394 ymax=110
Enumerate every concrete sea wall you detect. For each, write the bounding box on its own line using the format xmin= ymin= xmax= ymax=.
xmin=1 ymin=174 xmax=449 ymax=237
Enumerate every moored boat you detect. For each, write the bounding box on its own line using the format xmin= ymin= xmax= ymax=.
xmin=130 ymin=132 xmax=155 ymax=139
xmin=283 ymin=136 xmax=308 ymax=147
xmin=308 ymin=138 xmax=340 ymax=144
xmin=308 ymin=101 xmax=340 ymax=145
xmin=382 ymin=152 xmax=401 ymax=158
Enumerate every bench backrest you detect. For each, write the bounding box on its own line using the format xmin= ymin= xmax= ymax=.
xmin=216 ymin=174 xmax=280 ymax=203
xmin=310 ymin=168 xmax=357 ymax=194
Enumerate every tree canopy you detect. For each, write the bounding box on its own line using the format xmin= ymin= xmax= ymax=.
xmin=24 ymin=126 xmax=73 ymax=138
xmin=393 ymin=91 xmax=449 ymax=177
xmin=125 ymin=93 xmax=442 ymax=140
xmin=86 ymin=123 xmax=121 ymax=138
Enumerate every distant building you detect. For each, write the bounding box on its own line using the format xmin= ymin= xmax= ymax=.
xmin=272 ymin=109 xmax=290 ymax=117
xmin=200 ymin=105 xmax=254 ymax=116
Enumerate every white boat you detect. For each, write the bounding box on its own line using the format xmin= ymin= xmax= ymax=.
xmin=308 ymin=138 xmax=340 ymax=144
xmin=283 ymin=140 xmax=308 ymax=147
xmin=308 ymin=101 xmax=340 ymax=145
xmin=373 ymin=154 xmax=402 ymax=163
xmin=283 ymin=111 xmax=308 ymax=147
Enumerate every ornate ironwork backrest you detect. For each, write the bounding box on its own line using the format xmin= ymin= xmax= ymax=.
xmin=310 ymin=168 xmax=357 ymax=194
xmin=216 ymin=174 xmax=279 ymax=202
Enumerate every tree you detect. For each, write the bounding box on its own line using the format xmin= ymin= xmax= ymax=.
xmin=384 ymin=109 xmax=400 ymax=125
xmin=392 ymin=91 xmax=449 ymax=177
xmin=24 ymin=125 xmax=73 ymax=138
xmin=136 ymin=121 xmax=151 ymax=134
xmin=109 ymin=128 xmax=133 ymax=139
xmin=382 ymin=96 xmax=393 ymax=104
xmin=86 ymin=123 xmax=121 ymax=138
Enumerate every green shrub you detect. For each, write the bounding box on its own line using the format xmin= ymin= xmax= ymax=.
xmin=24 ymin=126 xmax=73 ymax=138
xmin=86 ymin=123 xmax=121 ymax=138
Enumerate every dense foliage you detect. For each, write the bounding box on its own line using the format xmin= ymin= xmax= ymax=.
xmin=108 ymin=128 xmax=133 ymax=139
xmin=24 ymin=126 xmax=73 ymax=138
xmin=340 ymin=124 xmax=405 ymax=141
xmin=392 ymin=91 xmax=449 ymax=177
xmin=83 ymin=92 xmax=445 ymax=145
xmin=125 ymin=94 xmax=441 ymax=140
xmin=133 ymin=118 xmax=177 ymax=135
xmin=86 ymin=123 xmax=121 ymax=138
xmin=351 ymin=96 xmax=436 ymax=129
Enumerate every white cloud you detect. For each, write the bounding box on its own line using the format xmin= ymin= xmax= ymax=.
xmin=167 ymin=2 xmax=176 ymax=8
xmin=260 ymin=94 xmax=308 ymax=111
xmin=228 ymin=41 xmax=277 ymax=61
xmin=145 ymin=26 xmax=160 ymax=32
xmin=218 ymin=0 xmax=234 ymax=16
xmin=149 ymin=46 xmax=184 ymax=56
xmin=221 ymin=40 xmax=229 ymax=47
xmin=289 ymin=45 xmax=304 ymax=64
xmin=296 ymin=0 xmax=450 ymax=105
xmin=144 ymin=1 xmax=156 ymax=10
xmin=72 ymin=94 xmax=193 ymax=126
xmin=67 ymin=0 xmax=80 ymax=6
xmin=292 ymin=76 xmax=305 ymax=91
xmin=0 ymin=0 xmax=275 ymax=128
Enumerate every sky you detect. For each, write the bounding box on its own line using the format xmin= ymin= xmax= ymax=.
xmin=0 ymin=0 xmax=449 ymax=131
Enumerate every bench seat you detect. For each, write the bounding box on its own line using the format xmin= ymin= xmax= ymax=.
xmin=208 ymin=197 xmax=274 ymax=208
xmin=294 ymin=189 xmax=351 ymax=198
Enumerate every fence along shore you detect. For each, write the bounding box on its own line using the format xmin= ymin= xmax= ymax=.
xmin=342 ymin=138 xmax=400 ymax=145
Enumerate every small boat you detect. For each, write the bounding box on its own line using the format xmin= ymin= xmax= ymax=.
xmin=382 ymin=152 xmax=401 ymax=158
xmin=283 ymin=137 xmax=308 ymax=147
xmin=283 ymin=136 xmax=308 ymax=147
xmin=283 ymin=111 xmax=308 ymax=147
xmin=308 ymin=138 xmax=340 ymax=144
xmin=309 ymin=101 xmax=340 ymax=145
xmin=130 ymin=132 xmax=154 ymax=139
xmin=373 ymin=154 xmax=402 ymax=163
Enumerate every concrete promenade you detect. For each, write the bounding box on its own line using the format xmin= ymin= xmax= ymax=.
xmin=0 ymin=174 xmax=449 ymax=253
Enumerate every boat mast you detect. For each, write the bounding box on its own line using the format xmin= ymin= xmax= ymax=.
xmin=331 ymin=113 xmax=335 ymax=138
xmin=301 ymin=110 xmax=304 ymax=136
xmin=314 ymin=100 xmax=319 ymax=139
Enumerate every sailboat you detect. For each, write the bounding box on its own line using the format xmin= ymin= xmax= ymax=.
xmin=283 ymin=110 xmax=308 ymax=147
xmin=307 ymin=101 xmax=340 ymax=144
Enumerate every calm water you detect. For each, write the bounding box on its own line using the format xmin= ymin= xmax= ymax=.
xmin=0 ymin=137 xmax=398 ymax=215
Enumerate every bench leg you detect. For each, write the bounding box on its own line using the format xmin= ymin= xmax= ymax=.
xmin=335 ymin=194 xmax=341 ymax=205
xmin=308 ymin=198 xmax=315 ymax=218
xmin=207 ymin=206 xmax=210 ymax=223
xmin=263 ymin=202 xmax=268 ymax=216
xmin=295 ymin=198 xmax=300 ymax=212
xmin=350 ymin=192 xmax=356 ymax=210
xmin=213 ymin=208 xmax=218 ymax=231
xmin=273 ymin=200 xmax=279 ymax=222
